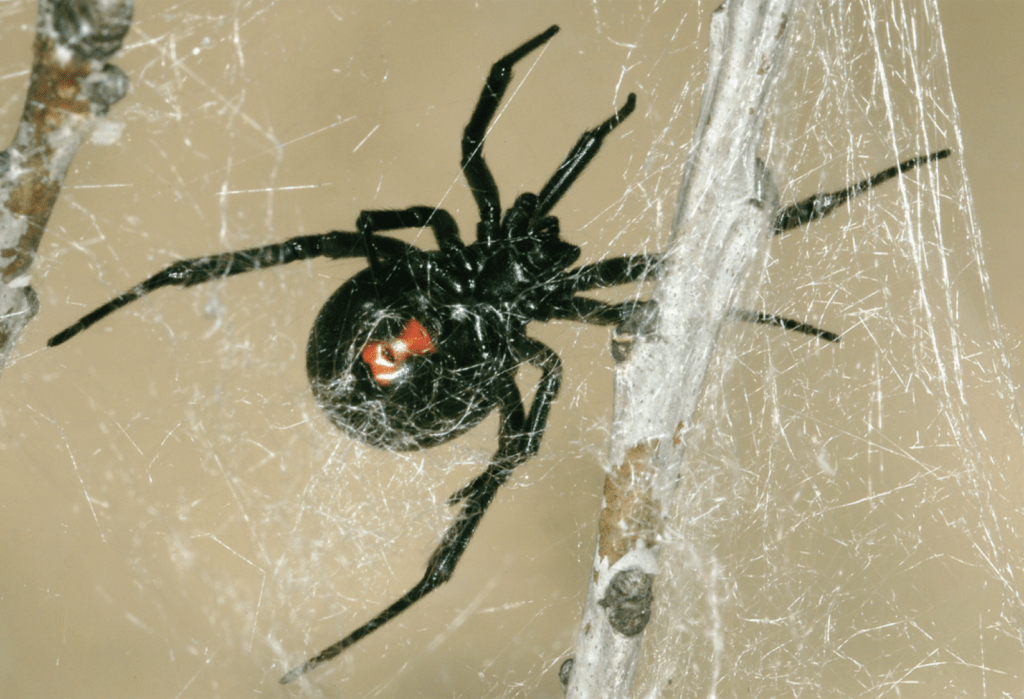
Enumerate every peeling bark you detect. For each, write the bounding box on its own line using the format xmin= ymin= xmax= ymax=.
xmin=0 ymin=0 xmax=133 ymax=374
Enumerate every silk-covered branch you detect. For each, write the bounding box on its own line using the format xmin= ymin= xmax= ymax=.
xmin=565 ymin=1 xmax=797 ymax=696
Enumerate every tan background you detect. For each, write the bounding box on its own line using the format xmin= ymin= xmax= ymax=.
xmin=1 ymin=1 xmax=1022 ymax=697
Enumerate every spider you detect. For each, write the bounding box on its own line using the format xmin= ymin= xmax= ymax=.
xmin=48 ymin=25 xmax=950 ymax=684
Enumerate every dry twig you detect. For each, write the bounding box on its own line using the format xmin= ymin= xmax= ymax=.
xmin=565 ymin=1 xmax=798 ymax=695
xmin=0 ymin=0 xmax=134 ymax=374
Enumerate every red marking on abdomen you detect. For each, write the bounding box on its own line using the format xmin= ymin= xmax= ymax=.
xmin=361 ymin=318 xmax=436 ymax=386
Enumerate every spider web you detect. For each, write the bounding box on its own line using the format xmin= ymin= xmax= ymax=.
xmin=1 ymin=1 xmax=1022 ymax=697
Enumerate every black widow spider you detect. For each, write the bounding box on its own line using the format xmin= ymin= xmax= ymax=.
xmin=48 ymin=25 xmax=950 ymax=684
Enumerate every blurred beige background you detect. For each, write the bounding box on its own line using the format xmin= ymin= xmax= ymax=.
xmin=0 ymin=2 xmax=1022 ymax=697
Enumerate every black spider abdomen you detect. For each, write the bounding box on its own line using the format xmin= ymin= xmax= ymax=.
xmin=306 ymin=265 xmax=512 ymax=451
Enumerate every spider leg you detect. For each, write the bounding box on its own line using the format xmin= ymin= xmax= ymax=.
xmin=545 ymin=296 xmax=648 ymax=327
xmin=535 ymin=93 xmax=636 ymax=220
xmin=357 ymin=207 xmax=463 ymax=256
xmin=448 ymin=338 xmax=561 ymax=505
xmin=357 ymin=207 xmax=468 ymax=279
xmin=280 ymin=341 xmax=561 ymax=684
xmin=561 ymin=254 xmax=660 ymax=293
xmin=775 ymin=149 xmax=950 ymax=234
xmin=546 ymin=297 xmax=838 ymax=343
xmin=548 ymin=151 xmax=953 ymax=338
xmin=732 ymin=310 xmax=840 ymax=342
xmin=462 ymin=25 xmax=560 ymax=243
xmin=47 ymin=232 xmax=415 ymax=347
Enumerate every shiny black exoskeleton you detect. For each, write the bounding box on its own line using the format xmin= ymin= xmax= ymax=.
xmin=306 ymin=191 xmax=604 ymax=454
xmin=47 ymin=23 xmax=950 ymax=685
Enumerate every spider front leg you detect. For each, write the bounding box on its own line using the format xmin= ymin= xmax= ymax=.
xmin=280 ymin=340 xmax=562 ymax=684
xmin=47 ymin=231 xmax=415 ymax=347
xmin=462 ymin=25 xmax=560 ymax=242
xmin=534 ymin=93 xmax=636 ymax=220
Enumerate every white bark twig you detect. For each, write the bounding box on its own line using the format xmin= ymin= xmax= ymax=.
xmin=0 ymin=0 xmax=134 ymax=374
xmin=565 ymin=1 xmax=798 ymax=696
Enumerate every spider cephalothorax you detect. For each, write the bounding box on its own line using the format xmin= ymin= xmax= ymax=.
xmin=47 ymin=23 xmax=949 ymax=685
